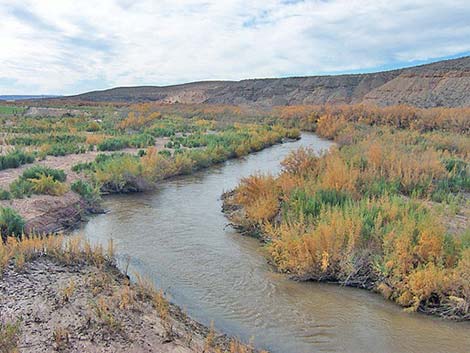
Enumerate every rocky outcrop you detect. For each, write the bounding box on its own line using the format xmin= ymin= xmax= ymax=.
xmin=68 ymin=56 xmax=470 ymax=108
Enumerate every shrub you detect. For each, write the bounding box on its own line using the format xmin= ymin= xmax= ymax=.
xmin=72 ymin=161 xmax=95 ymax=173
xmin=29 ymin=174 xmax=68 ymax=196
xmin=0 ymin=207 xmax=24 ymax=239
xmin=158 ymin=149 xmax=171 ymax=158
xmin=71 ymin=180 xmax=101 ymax=203
xmin=0 ymin=189 xmax=11 ymax=200
xmin=22 ymin=165 xmax=66 ymax=182
xmin=9 ymin=179 xmax=34 ymax=198
xmin=86 ymin=121 xmax=101 ymax=132
xmin=227 ymin=117 xmax=470 ymax=318
xmin=283 ymin=188 xmax=351 ymax=221
xmin=98 ymin=138 xmax=127 ymax=151
xmin=95 ymin=155 xmax=143 ymax=192
xmin=128 ymin=133 xmax=155 ymax=148
xmin=46 ymin=143 xmax=86 ymax=156
xmin=0 ymin=149 xmax=35 ymax=170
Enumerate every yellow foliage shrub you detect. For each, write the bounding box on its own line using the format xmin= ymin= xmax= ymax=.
xmin=235 ymin=175 xmax=280 ymax=223
xmin=29 ymin=174 xmax=68 ymax=196
xmin=320 ymin=151 xmax=358 ymax=194
xmin=407 ymin=264 xmax=452 ymax=310
xmin=86 ymin=134 xmax=108 ymax=145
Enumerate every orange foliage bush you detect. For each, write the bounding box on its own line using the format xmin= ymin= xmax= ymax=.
xmin=117 ymin=111 xmax=162 ymax=130
xmin=85 ymin=134 xmax=109 ymax=145
xmin=235 ymin=175 xmax=280 ymax=223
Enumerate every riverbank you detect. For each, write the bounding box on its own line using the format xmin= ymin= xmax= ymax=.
xmin=0 ymin=132 xmax=300 ymax=352
xmin=222 ymin=179 xmax=470 ymax=321
xmin=74 ymin=133 xmax=470 ymax=353
xmin=0 ymin=130 xmax=299 ymax=235
xmin=0 ymin=235 xmax=263 ymax=353
xmin=221 ymin=122 xmax=470 ymax=321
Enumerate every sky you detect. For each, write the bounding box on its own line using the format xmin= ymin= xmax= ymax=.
xmin=1 ymin=0 xmax=470 ymax=95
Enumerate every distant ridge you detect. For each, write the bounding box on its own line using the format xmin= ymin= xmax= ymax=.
xmin=68 ymin=56 xmax=470 ymax=108
xmin=0 ymin=95 xmax=60 ymax=101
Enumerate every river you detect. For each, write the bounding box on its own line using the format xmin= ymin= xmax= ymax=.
xmin=76 ymin=133 xmax=470 ymax=353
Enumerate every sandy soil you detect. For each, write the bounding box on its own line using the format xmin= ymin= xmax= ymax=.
xmin=0 ymin=257 xmax=226 ymax=353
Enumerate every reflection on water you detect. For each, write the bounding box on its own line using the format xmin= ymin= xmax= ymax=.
xmin=76 ymin=134 xmax=470 ymax=353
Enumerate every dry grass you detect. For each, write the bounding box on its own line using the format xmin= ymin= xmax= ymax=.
xmin=59 ymin=279 xmax=76 ymax=303
xmin=0 ymin=234 xmax=111 ymax=275
xmin=0 ymin=320 xmax=21 ymax=353
xmin=52 ymin=326 xmax=70 ymax=351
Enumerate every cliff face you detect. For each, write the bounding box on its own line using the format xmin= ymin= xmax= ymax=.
xmin=362 ymin=56 xmax=470 ymax=107
xmin=70 ymin=56 xmax=470 ymax=108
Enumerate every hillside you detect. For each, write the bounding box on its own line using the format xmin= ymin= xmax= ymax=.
xmin=0 ymin=95 xmax=60 ymax=101
xmin=69 ymin=56 xmax=470 ymax=108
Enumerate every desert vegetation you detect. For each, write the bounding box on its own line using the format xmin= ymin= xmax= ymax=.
xmin=1 ymin=101 xmax=469 ymax=353
xmin=224 ymin=107 xmax=470 ymax=320
xmin=73 ymin=123 xmax=298 ymax=193
xmin=0 ymin=103 xmax=298 ymax=236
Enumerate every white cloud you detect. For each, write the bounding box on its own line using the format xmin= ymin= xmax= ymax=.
xmin=0 ymin=0 xmax=469 ymax=94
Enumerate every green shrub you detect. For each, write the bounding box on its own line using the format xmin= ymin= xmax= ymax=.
xmin=148 ymin=126 xmax=175 ymax=137
xmin=9 ymin=179 xmax=34 ymax=198
xmin=0 ymin=320 xmax=21 ymax=352
xmin=363 ymin=178 xmax=400 ymax=197
xmin=0 ymin=149 xmax=35 ymax=170
xmin=128 ymin=133 xmax=155 ymax=148
xmin=0 ymin=189 xmax=11 ymax=200
xmin=46 ymin=143 xmax=86 ymax=156
xmin=165 ymin=140 xmax=183 ymax=149
xmin=86 ymin=121 xmax=101 ymax=132
xmin=283 ymin=188 xmax=352 ymax=221
xmin=22 ymin=165 xmax=66 ymax=182
xmin=98 ymin=138 xmax=127 ymax=151
xmin=0 ymin=207 xmax=25 ymax=239
xmin=71 ymin=180 xmax=101 ymax=203
xmin=158 ymin=150 xmax=171 ymax=158
xmin=72 ymin=161 xmax=95 ymax=173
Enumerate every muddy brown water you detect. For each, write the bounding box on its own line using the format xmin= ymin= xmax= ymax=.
xmin=76 ymin=133 xmax=470 ymax=353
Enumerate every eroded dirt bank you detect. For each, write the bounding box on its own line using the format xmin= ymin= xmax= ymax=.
xmin=0 ymin=252 xmax=257 ymax=353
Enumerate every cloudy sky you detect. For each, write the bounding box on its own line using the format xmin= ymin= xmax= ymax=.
xmin=1 ymin=0 xmax=469 ymax=95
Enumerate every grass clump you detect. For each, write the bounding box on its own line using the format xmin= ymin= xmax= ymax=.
xmin=28 ymin=174 xmax=68 ymax=196
xmin=71 ymin=180 xmax=101 ymax=203
xmin=0 ymin=149 xmax=34 ymax=171
xmin=9 ymin=179 xmax=34 ymax=198
xmin=22 ymin=165 xmax=66 ymax=182
xmin=0 ymin=207 xmax=24 ymax=240
xmin=0 ymin=320 xmax=21 ymax=353
xmin=0 ymin=189 xmax=11 ymax=200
